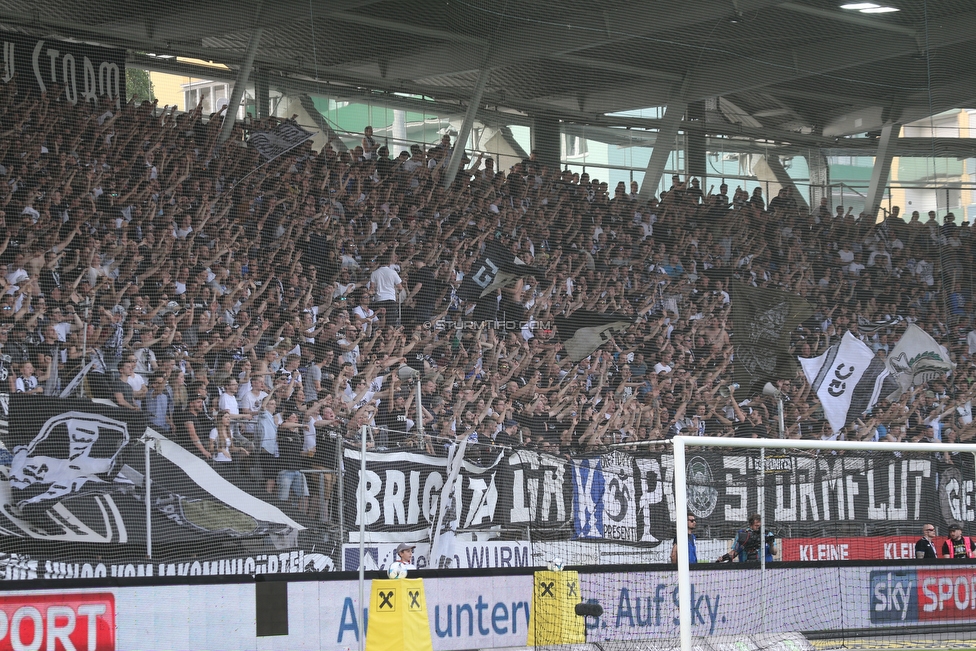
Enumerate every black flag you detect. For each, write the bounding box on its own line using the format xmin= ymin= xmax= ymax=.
xmin=459 ymin=240 xmax=543 ymax=301
xmin=730 ymin=281 xmax=813 ymax=391
xmin=555 ymin=310 xmax=632 ymax=362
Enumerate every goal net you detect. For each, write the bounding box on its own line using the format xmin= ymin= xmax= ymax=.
xmin=517 ymin=434 xmax=975 ymax=651
xmin=639 ymin=435 xmax=976 ymax=651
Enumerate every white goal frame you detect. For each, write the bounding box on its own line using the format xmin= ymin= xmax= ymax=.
xmin=672 ymin=435 xmax=976 ymax=651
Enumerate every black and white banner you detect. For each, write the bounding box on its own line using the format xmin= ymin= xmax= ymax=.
xmin=0 ymin=33 xmax=125 ymax=107
xmin=1 ymin=395 xmax=303 ymax=553
xmin=343 ymin=447 xmax=574 ymax=543
xmin=458 ymin=240 xmax=543 ymax=302
xmin=345 ymin=446 xmax=968 ymax=544
xmin=248 ymin=120 xmax=314 ymax=159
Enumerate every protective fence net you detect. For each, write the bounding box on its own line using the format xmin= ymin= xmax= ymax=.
xmin=516 ymin=443 xmax=976 ymax=650
xmin=0 ymin=0 xmax=975 ymax=648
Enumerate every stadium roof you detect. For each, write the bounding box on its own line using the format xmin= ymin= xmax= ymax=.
xmin=2 ymin=0 xmax=976 ymax=149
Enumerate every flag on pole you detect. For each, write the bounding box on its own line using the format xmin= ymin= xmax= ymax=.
xmin=458 ymin=240 xmax=543 ymax=301
xmin=856 ymin=314 xmax=904 ymax=335
xmin=248 ymin=120 xmax=313 ymax=160
xmin=799 ymin=332 xmax=889 ymax=434
xmin=730 ymin=281 xmax=813 ymax=391
xmin=885 ymin=323 xmax=954 ymax=399
xmin=555 ymin=310 xmax=632 ymax=362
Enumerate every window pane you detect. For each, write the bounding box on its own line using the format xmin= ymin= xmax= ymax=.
xmin=200 ymin=88 xmax=212 ymax=114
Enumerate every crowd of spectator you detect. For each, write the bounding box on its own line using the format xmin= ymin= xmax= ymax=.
xmin=1 ymin=87 xmax=976 ymax=515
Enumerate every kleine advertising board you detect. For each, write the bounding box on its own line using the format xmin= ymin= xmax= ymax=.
xmin=781 ymin=536 xmax=925 ymax=561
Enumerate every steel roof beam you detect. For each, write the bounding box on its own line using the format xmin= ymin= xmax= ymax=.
xmin=683 ymin=9 xmax=976 ymax=102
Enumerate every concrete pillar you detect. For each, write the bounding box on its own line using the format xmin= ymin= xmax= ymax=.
xmin=254 ymin=68 xmax=270 ymax=119
xmin=531 ymin=115 xmax=561 ymax=170
xmin=443 ymin=67 xmax=490 ymax=188
xmin=638 ymin=102 xmax=686 ymax=203
xmin=865 ymin=122 xmax=897 ymax=219
xmin=806 ymin=149 xmax=831 ymax=212
xmin=219 ymin=27 xmax=263 ymax=143
xmin=685 ymin=100 xmax=707 ymax=185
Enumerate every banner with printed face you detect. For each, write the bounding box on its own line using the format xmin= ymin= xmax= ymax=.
xmin=731 ymin=281 xmax=813 ymax=391
xmin=3 ymin=396 xmax=974 ymax=581
xmin=886 ymin=323 xmax=955 ymax=399
xmin=1 ymin=396 xmax=306 ymax=567
xmin=0 ymin=33 xmax=125 ymax=107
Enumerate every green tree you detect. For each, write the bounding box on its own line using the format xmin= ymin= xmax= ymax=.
xmin=126 ymin=68 xmax=155 ymax=103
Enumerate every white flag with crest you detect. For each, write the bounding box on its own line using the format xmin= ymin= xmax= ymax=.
xmin=800 ymin=332 xmax=889 ymax=434
xmin=885 ymin=323 xmax=954 ymax=399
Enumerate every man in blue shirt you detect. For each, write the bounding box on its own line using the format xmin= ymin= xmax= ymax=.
xmin=722 ymin=513 xmax=775 ymax=563
xmin=671 ymin=512 xmax=698 ymax=564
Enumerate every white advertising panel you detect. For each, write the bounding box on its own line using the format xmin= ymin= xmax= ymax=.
xmin=2 ymin=564 xmax=974 ymax=650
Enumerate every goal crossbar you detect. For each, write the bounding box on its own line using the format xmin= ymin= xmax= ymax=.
xmin=671 ymin=435 xmax=976 ymax=651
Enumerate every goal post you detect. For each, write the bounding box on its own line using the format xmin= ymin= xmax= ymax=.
xmin=672 ymin=435 xmax=976 ymax=651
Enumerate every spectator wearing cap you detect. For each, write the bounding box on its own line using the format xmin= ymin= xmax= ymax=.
xmin=942 ymin=524 xmax=976 ymax=559
xmin=394 ymin=542 xmax=416 ymax=569
xmin=496 ymin=419 xmax=522 ymax=447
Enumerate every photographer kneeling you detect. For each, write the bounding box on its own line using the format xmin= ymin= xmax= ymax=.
xmin=718 ymin=513 xmax=776 ymax=563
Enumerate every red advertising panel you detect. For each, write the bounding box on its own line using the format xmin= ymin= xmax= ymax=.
xmin=781 ymin=536 xmax=925 ymax=561
xmin=0 ymin=593 xmax=115 ymax=651
xmin=917 ymin=568 xmax=976 ymax=621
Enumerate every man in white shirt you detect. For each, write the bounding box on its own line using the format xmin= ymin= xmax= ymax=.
xmin=219 ymin=377 xmax=251 ymax=422
xmin=133 ymin=331 xmax=157 ymax=377
xmin=654 ymin=350 xmax=674 ymax=375
xmin=370 ymin=254 xmax=402 ymax=322
xmin=240 ymin=377 xmax=269 ymax=416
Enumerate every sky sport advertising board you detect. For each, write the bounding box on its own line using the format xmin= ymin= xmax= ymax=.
xmin=1 ymin=564 xmax=975 ymax=650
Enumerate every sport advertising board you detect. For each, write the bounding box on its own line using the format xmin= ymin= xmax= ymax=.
xmin=2 ymin=564 xmax=975 ymax=650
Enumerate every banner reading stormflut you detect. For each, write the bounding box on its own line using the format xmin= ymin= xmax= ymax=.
xmin=731 ymin=281 xmax=813 ymax=391
xmin=885 ymin=323 xmax=954 ymax=399
xmin=799 ymin=331 xmax=889 ymax=434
